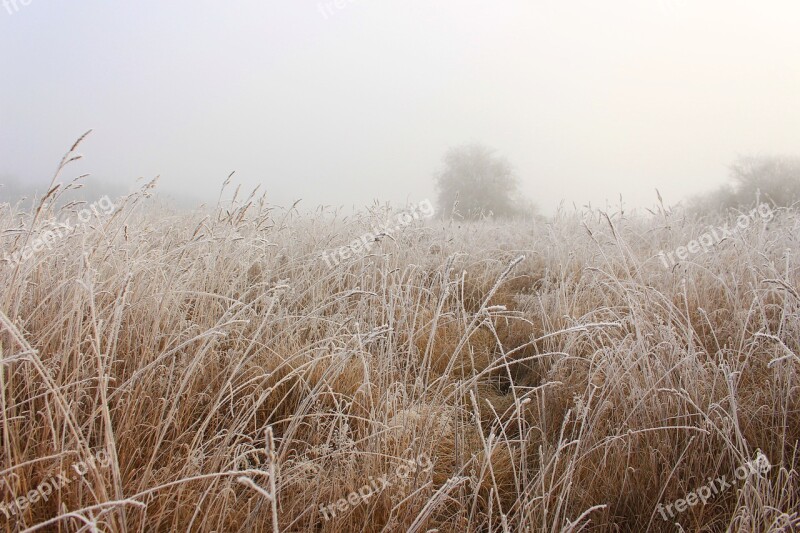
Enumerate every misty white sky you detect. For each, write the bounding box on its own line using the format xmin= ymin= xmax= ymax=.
xmin=1 ymin=0 xmax=799 ymax=213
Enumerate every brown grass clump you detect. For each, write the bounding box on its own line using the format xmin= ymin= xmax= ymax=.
xmin=1 ymin=155 xmax=799 ymax=531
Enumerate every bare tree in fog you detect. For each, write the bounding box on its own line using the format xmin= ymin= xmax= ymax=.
xmin=692 ymin=155 xmax=800 ymax=212
xmin=731 ymin=156 xmax=800 ymax=206
xmin=434 ymin=143 xmax=534 ymax=220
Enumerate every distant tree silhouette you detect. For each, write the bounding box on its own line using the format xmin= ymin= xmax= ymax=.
xmin=730 ymin=156 xmax=800 ymax=206
xmin=691 ymin=155 xmax=800 ymax=212
xmin=434 ymin=143 xmax=532 ymax=219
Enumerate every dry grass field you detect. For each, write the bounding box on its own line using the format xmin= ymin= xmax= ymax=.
xmin=1 ymin=178 xmax=799 ymax=531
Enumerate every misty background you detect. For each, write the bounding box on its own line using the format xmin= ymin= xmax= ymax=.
xmin=1 ymin=0 xmax=799 ymax=214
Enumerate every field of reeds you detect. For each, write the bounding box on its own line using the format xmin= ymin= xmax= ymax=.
xmin=1 ymin=173 xmax=799 ymax=531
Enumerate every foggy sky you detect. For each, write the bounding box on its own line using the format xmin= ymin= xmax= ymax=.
xmin=1 ymin=0 xmax=799 ymax=213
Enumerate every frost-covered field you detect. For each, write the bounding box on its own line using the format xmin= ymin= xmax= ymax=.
xmin=1 ymin=186 xmax=799 ymax=532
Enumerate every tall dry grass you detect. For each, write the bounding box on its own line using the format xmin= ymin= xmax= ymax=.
xmin=1 ymin=158 xmax=798 ymax=531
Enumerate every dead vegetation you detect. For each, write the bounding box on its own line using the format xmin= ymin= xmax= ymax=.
xmin=1 ymin=172 xmax=799 ymax=531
